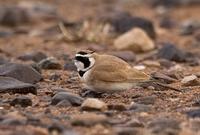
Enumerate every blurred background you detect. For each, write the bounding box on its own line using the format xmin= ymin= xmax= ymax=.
xmin=0 ymin=0 xmax=200 ymax=135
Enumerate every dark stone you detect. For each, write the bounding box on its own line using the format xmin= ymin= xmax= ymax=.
xmin=10 ymin=96 xmax=32 ymax=107
xmin=1 ymin=118 xmax=26 ymax=126
xmin=159 ymin=16 xmax=176 ymax=29
xmin=0 ymin=63 xmax=42 ymax=84
xmin=115 ymin=127 xmax=143 ymax=135
xmin=192 ymin=98 xmax=200 ymax=107
xmin=133 ymin=95 xmax=157 ymax=105
xmin=147 ymin=118 xmax=180 ymax=134
xmin=129 ymin=103 xmax=151 ymax=112
xmin=0 ymin=56 xmax=9 ymax=65
xmin=38 ymin=57 xmax=62 ymax=70
xmin=186 ymin=109 xmax=200 ymax=118
xmin=18 ymin=52 xmax=47 ymax=62
xmin=51 ymin=92 xmax=83 ymax=106
xmin=100 ymin=11 xmax=156 ymax=39
xmin=180 ymin=20 xmax=200 ymax=35
xmin=0 ymin=76 xmax=37 ymax=95
xmin=49 ymin=73 xmax=61 ymax=81
xmin=151 ymin=0 xmax=180 ymax=7
xmin=157 ymin=43 xmax=186 ymax=62
xmin=64 ymin=61 xmax=76 ymax=71
xmin=151 ymin=72 xmax=177 ymax=84
xmin=0 ymin=6 xmax=30 ymax=27
xmin=0 ymin=31 xmax=13 ymax=38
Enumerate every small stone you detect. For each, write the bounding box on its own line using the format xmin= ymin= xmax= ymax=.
xmin=108 ymin=51 xmax=136 ymax=62
xmin=0 ymin=30 xmax=13 ymax=38
xmin=1 ymin=118 xmax=26 ymax=126
xmin=81 ymin=98 xmax=107 ymax=111
xmin=129 ymin=103 xmax=151 ymax=112
xmin=114 ymin=28 xmax=155 ymax=53
xmin=51 ymin=92 xmax=83 ymax=106
xmin=0 ymin=76 xmax=37 ymax=94
xmin=0 ymin=63 xmax=42 ymax=84
xmin=186 ymin=109 xmax=200 ymax=118
xmin=108 ymin=103 xmax=127 ymax=111
xmin=38 ymin=57 xmax=62 ymax=70
xmin=18 ymin=52 xmax=47 ymax=62
xmin=49 ymin=73 xmax=61 ymax=82
xmin=151 ymin=72 xmax=177 ymax=84
xmin=71 ymin=113 xmax=108 ymax=127
xmin=63 ymin=61 xmax=76 ymax=71
xmin=159 ymin=16 xmax=176 ymax=29
xmin=133 ymin=65 xmax=146 ymax=70
xmin=147 ymin=117 xmax=180 ymax=134
xmin=0 ymin=56 xmax=9 ymax=65
xmin=159 ymin=59 xmax=175 ymax=68
xmin=10 ymin=96 xmax=32 ymax=107
xmin=63 ymin=129 xmax=80 ymax=135
xmin=133 ymin=96 xmax=157 ymax=105
xmin=181 ymin=75 xmax=200 ymax=86
xmin=157 ymin=43 xmax=186 ymax=62
xmin=114 ymin=127 xmax=144 ymax=135
xmin=0 ymin=6 xmax=30 ymax=26
xmin=180 ymin=20 xmax=200 ymax=35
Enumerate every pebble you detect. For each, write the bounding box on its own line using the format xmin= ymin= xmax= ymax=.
xmin=81 ymin=98 xmax=107 ymax=111
xmin=181 ymin=75 xmax=200 ymax=86
xmin=142 ymin=60 xmax=160 ymax=67
xmin=114 ymin=127 xmax=144 ymax=135
xmin=51 ymin=92 xmax=83 ymax=106
xmin=108 ymin=103 xmax=127 ymax=111
xmin=114 ymin=28 xmax=155 ymax=53
xmin=0 ymin=56 xmax=9 ymax=65
xmin=10 ymin=96 xmax=32 ymax=107
xmin=38 ymin=57 xmax=62 ymax=70
xmin=180 ymin=20 xmax=200 ymax=35
xmin=129 ymin=103 xmax=152 ymax=112
xmin=71 ymin=113 xmax=108 ymax=127
xmin=147 ymin=117 xmax=180 ymax=134
xmin=18 ymin=52 xmax=47 ymax=62
xmin=186 ymin=109 xmax=200 ymax=118
xmin=159 ymin=16 xmax=176 ymax=29
xmin=108 ymin=51 xmax=136 ymax=62
xmin=0 ymin=6 xmax=30 ymax=26
xmin=63 ymin=61 xmax=77 ymax=71
xmin=151 ymin=72 xmax=177 ymax=84
xmin=0 ymin=63 xmax=42 ymax=84
xmin=133 ymin=95 xmax=157 ymax=105
xmin=157 ymin=43 xmax=186 ymax=62
xmin=0 ymin=76 xmax=37 ymax=95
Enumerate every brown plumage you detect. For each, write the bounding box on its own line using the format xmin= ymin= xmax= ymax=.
xmin=75 ymin=51 xmax=152 ymax=93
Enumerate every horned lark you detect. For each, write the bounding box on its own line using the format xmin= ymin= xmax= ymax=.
xmin=74 ymin=50 xmax=180 ymax=93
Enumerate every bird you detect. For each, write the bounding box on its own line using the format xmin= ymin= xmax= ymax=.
xmin=74 ymin=50 xmax=180 ymax=93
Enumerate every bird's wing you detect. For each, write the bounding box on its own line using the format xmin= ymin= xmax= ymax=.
xmin=90 ymin=63 xmax=150 ymax=83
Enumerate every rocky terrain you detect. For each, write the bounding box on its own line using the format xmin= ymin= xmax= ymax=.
xmin=0 ymin=0 xmax=200 ymax=135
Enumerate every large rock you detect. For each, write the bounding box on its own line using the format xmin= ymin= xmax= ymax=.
xmin=0 ymin=63 xmax=42 ymax=84
xmin=0 ymin=76 xmax=36 ymax=94
xmin=100 ymin=11 xmax=156 ymax=39
xmin=114 ymin=28 xmax=155 ymax=53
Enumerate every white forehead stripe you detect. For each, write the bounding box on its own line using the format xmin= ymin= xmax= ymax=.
xmin=76 ymin=54 xmax=91 ymax=57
